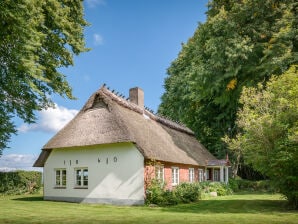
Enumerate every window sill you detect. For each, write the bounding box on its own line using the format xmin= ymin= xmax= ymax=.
xmin=54 ymin=186 xmax=66 ymax=189
xmin=74 ymin=186 xmax=88 ymax=189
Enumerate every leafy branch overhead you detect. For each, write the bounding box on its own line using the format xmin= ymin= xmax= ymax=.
xmin=0 ymin=0 xmax=89 ymax=152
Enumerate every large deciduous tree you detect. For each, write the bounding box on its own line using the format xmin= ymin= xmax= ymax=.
xmin=159 ymin=0 xmax=297 ymax=161
xmin=0 ymin=0 xmax=89 ymax=154
xmin=234 ymin=65 xmax=298 ymax=209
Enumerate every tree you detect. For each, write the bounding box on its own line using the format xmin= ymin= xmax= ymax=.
xmin=0 ymin=0 xmax=89 ymax=154
xmin=235 ymin=65 xmax=298 ymax=209
xmin=159 ymin=0 xmax=297 ymax=161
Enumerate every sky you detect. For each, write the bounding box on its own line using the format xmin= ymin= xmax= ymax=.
xmin=0 ymin=0 xmax=208 ymax=171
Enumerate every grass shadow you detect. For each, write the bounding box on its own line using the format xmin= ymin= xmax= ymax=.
xmin=160 ymin=199 xmax=289 ymax=214
xmin=12 ymin=196 xmax=44 ymax=202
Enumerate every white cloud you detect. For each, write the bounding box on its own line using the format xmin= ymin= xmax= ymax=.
xmin=86 ymin=0 xmax=106 ymax=8
xmin=0 ymin=154 xmax=42 ymax=172
xmin=93 ymin=33 xmax=104 ymax=46
xmin=18 ymin=104 xmax=78 ymax=134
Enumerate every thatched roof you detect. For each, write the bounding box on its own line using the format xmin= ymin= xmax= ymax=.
xmin=34 ymin=86 xmax=217 ymax=167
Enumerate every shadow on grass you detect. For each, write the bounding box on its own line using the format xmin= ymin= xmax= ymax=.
xmin=13 ymin=196 xmax=44 ymax=202
xmin=161 ymin=199 xmax=289 ymax=214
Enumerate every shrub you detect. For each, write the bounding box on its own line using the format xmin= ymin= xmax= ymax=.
xmin=161 ymin=190 xmax=178 ymax=206
xmin=229 ymin=178 xmax=274 ymax=192
xmin=0 ymin=171 xmax=42 ymax=195
xmin=228 ymin=178 xmax=239 ymax=192
xmin=146 ymin=180 xmax=235 ymax=206
xmin=200 ymin=181 xmax=233 ymax=196
xmin=145 ymin=180 xmax=201 ymax=206
xmin=175 ymin=182 xmax=201 ymax=203
xmin=145 ymin=179 xmax=165 ymax=205
xmin=145 ymin=179 xmax=178 ymax=205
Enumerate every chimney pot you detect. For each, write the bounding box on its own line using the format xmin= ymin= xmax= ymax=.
xmin=129 ymin=87 xmax=144 ymax=109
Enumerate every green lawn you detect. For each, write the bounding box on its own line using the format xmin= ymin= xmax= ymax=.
xmin=0 ymin=193 xmax=297 ymax=224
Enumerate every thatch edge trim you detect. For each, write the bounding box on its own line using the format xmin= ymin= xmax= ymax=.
xmin=33 ymin=149 xmax=52 ymax=167
xmin=99 ymin=87 xmax=195 ymax=136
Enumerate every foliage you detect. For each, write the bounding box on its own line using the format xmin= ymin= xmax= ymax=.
xmin=0 ymin=0 xmax=89 ymax=153
xmin=233 ymin=65 xmax=298 ymax=209
xmin=145 ymin=179 xmax=176 ymax=206
xmin=144 ymin=159 xmax=163 ymax=190
xmin=158 ymin=0 xmax=298 ymax=173
xmin=174 ymin=182 xmax=201 ymax=203
xmin=0 ymin=171 xmax=42 ymax=195
xmin=228 ymin=178 xmax=274 ymax=193
xmin=145 ymin=180 xmax=201 ymax=206
xmin=200 ymin=181 xmax=233 ymax=196
xmin=146 ymin=180 xmax=233 ymax=205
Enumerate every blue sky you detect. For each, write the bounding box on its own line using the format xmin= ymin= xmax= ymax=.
xmin=0 ymin=0 xmax=208 ymax=171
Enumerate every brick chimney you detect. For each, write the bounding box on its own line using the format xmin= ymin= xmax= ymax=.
xmin=129 ymin=87 xmax=144 ymax=109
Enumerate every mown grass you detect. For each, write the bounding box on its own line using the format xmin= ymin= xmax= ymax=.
xmin=0 ymin=193 xmax=297 ymax=224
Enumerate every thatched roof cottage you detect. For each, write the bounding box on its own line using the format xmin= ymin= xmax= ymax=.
xmin=34 ymin=85 xmax=229 ymax=205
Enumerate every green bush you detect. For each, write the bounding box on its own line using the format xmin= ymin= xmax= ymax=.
xmin=161 ymin=190 xmax=178 ymax=206
xmin=229 ymin=178 xmax=274 ymax=192
xmin=145 ymin=180 xmax=201 ymax=206
xmin=175 ymin=182 xmax=201 ymax=203
xmin=145 ymin=179 xmax=165 ymax=205
xmin=145 ymin=179 xmax=178 ymax=206
xmin=0 ymin=171 xmax=42 ymax=195
xmin=146 ymin=180 xmax=236 ymax=206
xmin=200 ymin=181 xmax=233 ymax=196
xmin=228 ymin=178 xmax=239 ymax=192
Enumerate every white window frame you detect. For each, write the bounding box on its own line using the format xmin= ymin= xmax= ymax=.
xmin=155 ymin=165 xmax=164 ymax=182
xmin=189 ymin=168 xmax=195 ymax=183
xmin=75 ymin=168 xmax=88 ymax=188
xmin=172 ymin=167 xmax=179 ymax=186
xmin=55 ymin=169 xmax=66 ymax=188
xmin=214 ymin=169 xmax=220 ymax=182
xmin=198 ymin=169 xmax=204 ymax=182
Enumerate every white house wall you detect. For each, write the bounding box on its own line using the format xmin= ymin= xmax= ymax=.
xmin=43 ymin=142 xmax=144 ymax=205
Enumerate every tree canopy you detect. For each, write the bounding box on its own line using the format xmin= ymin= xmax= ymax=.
xmin=159 ymin=0 xmax=298 ymax=207
xmin=159 ymin=0 xmax=298 ymax=158
xmin=0 ymin=0 xmax=89 ymax=153
xmin=234 ymin=65 xmax=298 ymax=209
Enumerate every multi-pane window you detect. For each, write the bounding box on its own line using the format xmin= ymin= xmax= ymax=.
xmin=172 ymin=167 xmax=179 ymax=186
xmin=55 ymin=169 xmax=66 ymax=187
xmin=155 ymin=166 xmax=164 ymax=182
xmin=189 ymin=168 xmax=195 ymax=183
xmin=75 ymin=168 xmax=88 ymax=188
xmin=214 ymin=169 xmax=220 ymax=182
xmin=198 ymin=169 xmax=204 ymax=182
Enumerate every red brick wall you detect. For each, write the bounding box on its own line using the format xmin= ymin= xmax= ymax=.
xmin=144 ymin=160 xmax=205 ymax=191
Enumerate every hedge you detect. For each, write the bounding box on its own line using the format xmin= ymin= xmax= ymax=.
xmin=228 ymin=178 xmax=274 ymax=192
xmin=145 ymin=181 xmax=233 ymax=206
xmin=0 ymin=171 xmax=42 ymax=195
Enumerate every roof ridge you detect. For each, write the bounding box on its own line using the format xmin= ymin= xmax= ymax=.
xmin=99 ymin=85 xmax=194 ymax=136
